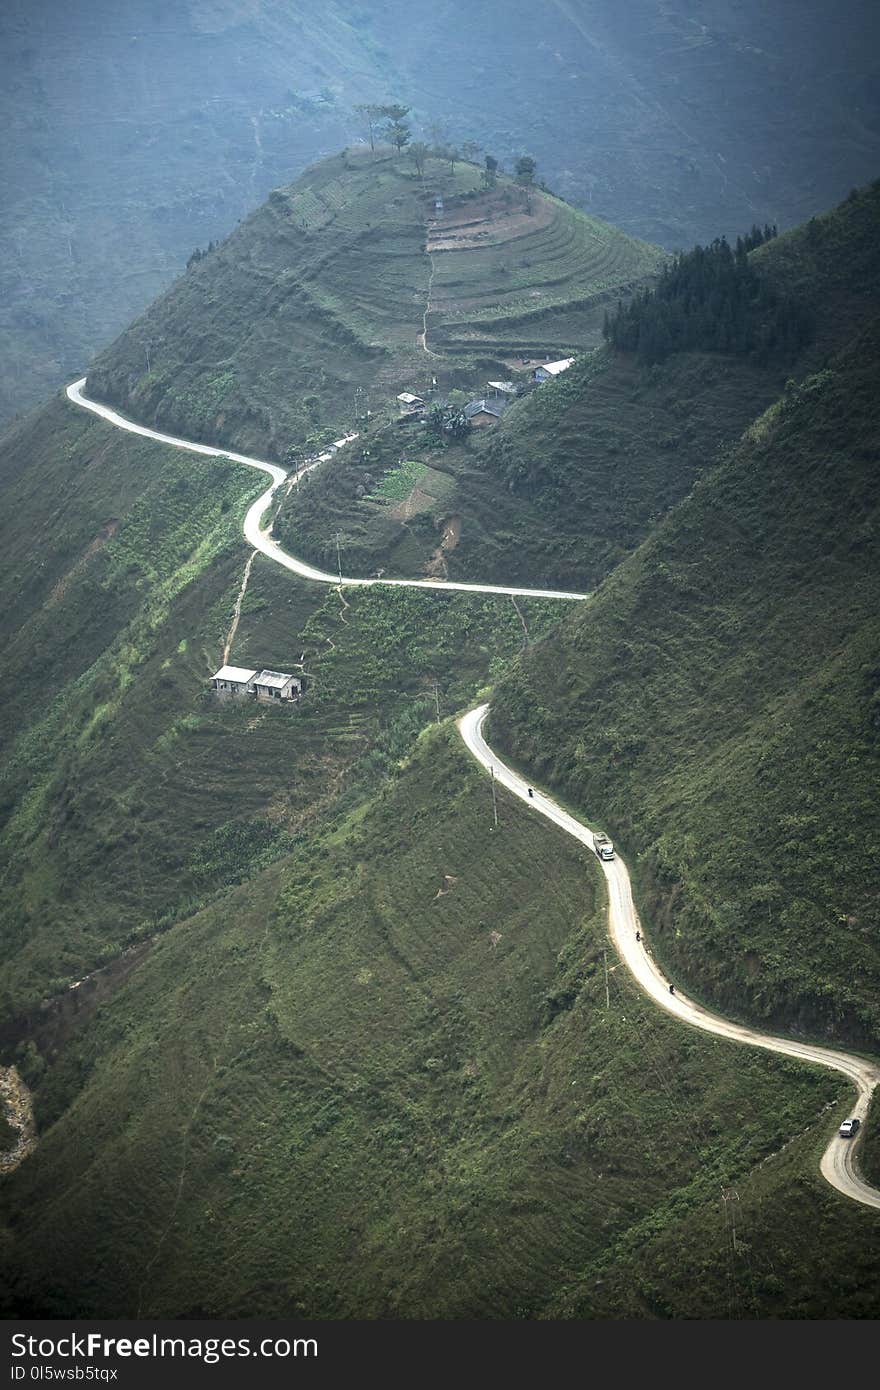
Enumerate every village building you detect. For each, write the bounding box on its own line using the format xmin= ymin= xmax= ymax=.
xmin=210 ymin=665 xmax=258 ymax=697
xmin=487 ymin=380 xmax=517 ymax=397
xmin=397 ymin=391 xmax=424 ymax=415
xmin=533 ymin=358 xmax=574 ymax=382
xmin=464 ymin=398 xmax=506 ymax=427
xmin=252 ymin=669 xmax=302 ymax=702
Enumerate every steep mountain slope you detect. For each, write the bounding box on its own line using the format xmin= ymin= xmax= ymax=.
xmin=3 ymin=169 xmax=880 ymax=1320
xmin=84 ymin=151 xmax=663 ymax=457
xmin=279 ymin=340 xmax=782 ymax=592
xmin=275 ymin=185 xmax=880 ymax=592
xmin=1 ymin=723 xmax=856 ymax=1318
xmin=490 ymin=314 xmax=880 ymax=1048
xmin=0 ymin=156 xmax=663 ymax=1025
xmin=0 ymin=410 xmax=552 ymax=1022
xmin=4 ymin=0 xmax=880 ymax=424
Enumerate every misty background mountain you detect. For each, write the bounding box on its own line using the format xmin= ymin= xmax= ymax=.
xmin=3 ymin=0 xmax=880 ymax=425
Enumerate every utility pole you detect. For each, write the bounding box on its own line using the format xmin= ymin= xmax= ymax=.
xmin=334 ymin=532 xmax=343 ymax=583
xmin=490 ymin=766 xmax=498 ymax=829
xmin=433 ymin=679 xmax=440 ymax=722
xmin=603 ymin=950 xmax=610 ymax=1010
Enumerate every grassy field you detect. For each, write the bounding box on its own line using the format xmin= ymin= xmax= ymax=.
xmin=369 ymin=458 xmax=428 ymax=501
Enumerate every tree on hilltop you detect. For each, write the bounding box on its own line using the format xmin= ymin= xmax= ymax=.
xmin=354 ymin=103 xmax=386 ymax=152
xmin=515 ymin=155 xmax=536 ymax=185
xmin=483 ymin=154 xmax=499 ymax=188
xmin=383 ymin=103 xmax=411 ymax=152
xmin=410 ymin=142 xmax=429 ymax=177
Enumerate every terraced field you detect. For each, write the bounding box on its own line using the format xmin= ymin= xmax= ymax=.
xmin=429 ymin=189 xmax=665 ymax=358
xmin=86 ymin=152 xmax=664 ymax=457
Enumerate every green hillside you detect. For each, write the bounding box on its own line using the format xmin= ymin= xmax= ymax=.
xmin=3 ymin=172 xmax=880 ymax=1321
xmin=3 ymin=722 xmax=860 ymax=1318
xmin=277 ymin=343 xmax=782 ymax=591
xmin=276 ymin=182 xmax=880 ymax=593
xmin=0 ymin=392 xmax=554 ymax=1020
xmin=84 ymin=151 xmax=663 ymax=459
xmin=490 ymin=313 xmax=880 ymax=1048
xmin=273 ymin=189 xmax=880 ymax=595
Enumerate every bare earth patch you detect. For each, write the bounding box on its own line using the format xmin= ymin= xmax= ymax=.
xmin=424 ymin=513 xmax=462 ymax=579
xmin=427 ymin=190 xmax=554 ymax=253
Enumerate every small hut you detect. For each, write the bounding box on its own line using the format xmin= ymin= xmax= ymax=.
xmin=210 ymin=665 xmax=258 ymax=698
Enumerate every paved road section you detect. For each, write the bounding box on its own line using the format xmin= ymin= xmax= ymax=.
xmin=67 ymin=380 xmax=589 ymax=602
xmin=65 ymin=377 xmax=879 ymax=1210
xmin=459 ymin=704 xmax=880 ymax=1211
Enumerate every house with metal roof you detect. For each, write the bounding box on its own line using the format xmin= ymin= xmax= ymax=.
xmin=253 ymin=669 xmax=302 ymax=702
xmin=464 ymin=398 xmax=506 ymax=427
xmin=210 ymin=665 xmax=258 ymax=697
xmin=487 ymin=380 xmax=517 ymax=396
xmin=533 ymin=358 xmax=574 ymax=382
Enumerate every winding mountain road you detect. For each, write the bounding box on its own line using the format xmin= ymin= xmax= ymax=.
xmin=459 ymin=706 xmax=880 ymax=1211
xmin=66 ymin=380 xmax=588 ymax=602
xmin=65 ymin=377 xmax=880 ymax=1211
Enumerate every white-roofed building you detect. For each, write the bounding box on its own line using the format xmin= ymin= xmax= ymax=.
xmin=487 ymin=380 xmax=517 ymax=396
xmin=253 ymin=669 xmax=302 ymax=702
xmin=210 ymin=665 xmax=258 ymax=697
xmin=397 ymin=391 xmax=424 ymax=412
xmin=533 ymin=358 xmax=575 ymax=382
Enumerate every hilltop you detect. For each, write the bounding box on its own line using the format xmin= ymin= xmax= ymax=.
xmin=4 ymin=0 xmax=880 ymax=427
xmin=85 ymin=150 xmax=663 ymax=459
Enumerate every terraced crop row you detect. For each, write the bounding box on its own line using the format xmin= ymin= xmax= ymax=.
xmin=431 ymin=204 xmax=661 ymax=339
xmin=288 ymin=189 xmax=334 ymax=232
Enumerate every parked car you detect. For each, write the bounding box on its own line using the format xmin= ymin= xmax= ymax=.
xmin=839 ymin=1118 xmax=861 ymax=1138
